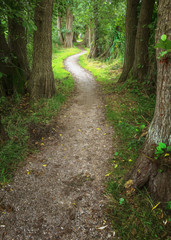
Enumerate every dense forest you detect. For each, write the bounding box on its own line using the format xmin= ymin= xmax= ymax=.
xmin=0 ymin=0 xmax=171 ymax=238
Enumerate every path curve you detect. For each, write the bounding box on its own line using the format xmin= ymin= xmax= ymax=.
xmin=0 ymin=50 xmax=115 ymax=239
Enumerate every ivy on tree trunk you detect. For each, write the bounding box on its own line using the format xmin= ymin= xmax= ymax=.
xmin=126 ymin=0 xmax=171 ymax=205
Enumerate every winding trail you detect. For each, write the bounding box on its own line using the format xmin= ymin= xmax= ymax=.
xmin=0 ymin=50 xmax=115 ymax=239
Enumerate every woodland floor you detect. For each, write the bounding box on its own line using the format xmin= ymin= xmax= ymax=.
xmin=0 ymin=50 xmax=116 ymax=239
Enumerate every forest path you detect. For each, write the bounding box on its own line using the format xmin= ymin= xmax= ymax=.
xmin=0 ymin=50 xmax=115 ymax=239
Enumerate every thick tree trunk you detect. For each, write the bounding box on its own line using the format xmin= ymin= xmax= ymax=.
xmin=118 ymin=0 xmax=139 ymax=83
xmin=132 ymin=0 xmax=155 ymax=81
xmin=30 ymin=0 xmax=56 ymax=100
xmin=57 ymin=15 xmax=64 ymax=45
xmin=64 ymin=8 xmax=73 ymax=48
xmin=8 ymin=17 xmax=30 ymax=93
xmin=88 ymin=0 xmax=101 ymax=58
xmin=126 ymin=0 xmax=171 ymax=205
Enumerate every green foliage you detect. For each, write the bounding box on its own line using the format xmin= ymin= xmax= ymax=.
xmin=155 ymin=34 xmax=171 ymax=59
xmin=154 ymin=142 xmax=171 ymax=159
xmin=78 ymin=53 xmax=171 ymax=239
xmin=0 ymin=47 xmax=80 ymax=184
xmin=166 ymin=201 xmax=171 ymax=210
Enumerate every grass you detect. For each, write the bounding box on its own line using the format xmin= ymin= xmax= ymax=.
xmin=0 ymin=46 xmax=81 ymax=184
xmin=79 ymin=52 xmax=171 ymax=239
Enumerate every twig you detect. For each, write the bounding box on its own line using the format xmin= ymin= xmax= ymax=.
xmin=143 ymin=154 xmax=155 ymax=162
xmin=141 ymin=115 xmax=150 ymax=125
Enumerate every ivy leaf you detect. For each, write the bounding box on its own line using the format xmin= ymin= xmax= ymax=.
xmin=158 ymin=142 xmax=166 ymax=149
xmin=119 ymin=198 xmax=125 ymax=205
xmin=114 ymin=152 xmax=119 ymax=156
xmin=161 ymin=34 xmax=167 ymax=41
xmin=167 ymin=146 xmax=171 ymax=152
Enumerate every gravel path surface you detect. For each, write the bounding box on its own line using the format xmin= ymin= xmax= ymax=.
xmin=0 ymin=50 xmax=115 ymax=239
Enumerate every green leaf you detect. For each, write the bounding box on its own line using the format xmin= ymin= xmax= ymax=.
xmin=155 ymin=149 xmax=164 ymax=155
xmin=140 ymin=124 xmax=145 ymax=130
xmin=158 ymin=142 xmax=166 ymax=149
xmin=0 ymin=72 xmax=3 ymax=79
xmin=166 ymin=146 xmax=171 ymax=152
xmin=166 ymin=201 xmax=171 ymax=210
xmin=119 ymin=198 xmax=125 ymax=205
xmin=161 ymin=34 xmax=167 ymax=41
xmin=114 ymin=152 xmax=119 ymax=156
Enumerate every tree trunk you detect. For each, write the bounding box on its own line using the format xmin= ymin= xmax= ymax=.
xmin=8 ymin=16 xmax=30 ymax=93
xmin=126 ymin=0 xmax=171 ymax=205
xmin=57 ymin=15 xmax=64 ymax=45
xmin=118 ymin=0 xmax=139 ymax=83
xmin=83 ymin=25 xmax=89 ymax=47
xmin=64 ymin=8 xmax=73 ymax=48
xmin=88 ymin=27 xmax=91 ymax=48
xmin=30 ymin=0 xmax=56 ymax=100
xmin=0 ymin=21 xmax=14 ymax=95
xmin=73 ymin=32 xmax=78 ymax=43
xmin=132 ymin=0 xmax=155 ymax=81
xmin=88 ymin=0 xmax=101 ymax=58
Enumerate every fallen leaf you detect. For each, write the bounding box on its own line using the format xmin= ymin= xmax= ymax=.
xmin=96 ymin=128 xmax=101 ymax=131
xmin=98 ymin=225 xmax=108 ymax=230
xmin=104 ymin=133 xmax=107 ymax=135
xmin=40 ymin=143 xmax=44 ymax=146
xmin=152 ymin=202 xmax=160 ymax=211
xmin=165 ymin=153 xmax=170 ymax=157
xmin=42 ymin=164 xmax=47 ymax=167
xmin=114 ymin=164 xmax=118 ymax=168
xmin=105 ymin=172 xmax=112 ymax=177
xmin=59 ymin=134 xmax=62 ymax=136
xmin=125 ymin=179 xmax=134 ymax=189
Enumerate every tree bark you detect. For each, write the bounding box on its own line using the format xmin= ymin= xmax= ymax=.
xmin=126 ymin=0 xmax=171 ymax=204
xmin=88 ymin=0 xmax=101 ymax=58
xmin=30 ymin=0 xmax=56 ymax=100
xmin=83 ymin=25 xmax=89 ymax=47
xmin=0 ymin=21 xmax=14 ymax=95
xmin=57 ymin=15 xmax=64 ymax=45
xmin=64 ymin=8 xmax=73 ymax=48
xmin=8 ymin=16 xmax=30 ymax=93
xmin=132 ymin=0 xmax=155 ymax=81
xmin=118 ymin=0 xmax=139 ymax=83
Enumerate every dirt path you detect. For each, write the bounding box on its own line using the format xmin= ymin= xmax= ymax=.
xmin=0 ymin=50 xmax=115 ymax=239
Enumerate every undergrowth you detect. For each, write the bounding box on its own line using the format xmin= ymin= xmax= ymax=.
xmin=0 ymin=47 xmax=80 ymax=184
xmin=79 ymin=52 xmax=171 ymax=239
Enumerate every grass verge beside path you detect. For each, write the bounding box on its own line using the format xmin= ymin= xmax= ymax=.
xmin=79 ymin=53 xmax=171 ymax=240
xmin=0 ymin=47 xmax=81 ymax=185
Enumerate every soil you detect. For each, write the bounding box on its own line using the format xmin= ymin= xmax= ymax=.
xmin=0 ymin=50 xmax=116 ymax=239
